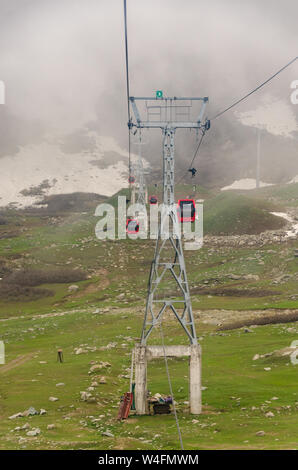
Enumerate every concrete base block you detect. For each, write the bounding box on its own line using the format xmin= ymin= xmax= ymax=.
xmin=134 ymin=346 xmax=147 ymax=415
xmin=189 ymin=344 xmax=202 ymax=414
xmin=133 ymin=343 xmax=202 ymax=415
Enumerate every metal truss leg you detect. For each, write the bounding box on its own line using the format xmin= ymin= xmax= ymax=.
xmin=141 ymin=127 xmax=197 ymax=346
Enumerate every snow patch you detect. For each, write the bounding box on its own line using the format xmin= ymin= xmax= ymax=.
xmin=221 ymin=178 xmax=273 ymax=191
xmin=288 ymin=175 xmax=298 ymax=184
xmin=270 ymin=212 xmax=298 ymax=239
xmin=0 ymin=132 xmax=136 ymax=208
xmin=236 ymin=97 xmax=298 ymax=138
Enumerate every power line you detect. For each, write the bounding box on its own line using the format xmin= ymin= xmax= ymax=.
xmin=177 ymin=129 xmax=206 ymax=185
xmin=123 ymin=0 xmax=130 ymax=121
xmin=159 ymin=323 xmax=184 ymax=450
xmin=179 ymin=56 xmax=297 ymax=185
xmin=210 ymin=56 xmax=298 ymax=121
xmin=123 ymin=0 xmax=132 ymax=193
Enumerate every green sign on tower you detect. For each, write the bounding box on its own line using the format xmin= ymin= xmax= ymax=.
xmin=156 ymin=90 xmax=163 ymax=99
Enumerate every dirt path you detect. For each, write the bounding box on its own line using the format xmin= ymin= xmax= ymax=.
xmin=0 ymin=307 xmax=89 ymax=323
xmin=0 ymin=305 xmax=297 ymax=329
xmin=0 ymin=352 xmax=34 ymax=374
xmin=72 ymin=272 xmax=110 ymax=298
xmin=198 ymin=308 xmax=298 ymax=329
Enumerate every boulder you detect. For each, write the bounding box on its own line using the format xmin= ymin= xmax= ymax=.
xmin=47 ymin=424 xmax=56 ymax=430
xmin=9 ymin=412 xmax=23 ymax=420
xmin=75 ymin=348 xmax=87 ymax=355
xmin=26 ymin=428 xmax=41 ymax=437
xmin=80 ymin=391 xmax=92 ymax=401
xmin=102 ymin=430 xmax=114 ymax=438
xmin=68 ymin=285 xmax=79 ymax=292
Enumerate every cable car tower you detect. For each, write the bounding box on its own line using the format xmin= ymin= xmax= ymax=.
xmin=130 ymin=92 xmax=209 ymax=415
xmin=130 ymin=93 xmax=208 ymax=344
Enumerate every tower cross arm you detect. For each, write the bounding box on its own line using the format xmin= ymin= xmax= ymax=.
xmin=196 ymin=97 xmax=208 ymax=125
xmin=130 ymin=97 xmax=141 ymax=126
xmin=129 ymin=96 xmax=209 ymax=129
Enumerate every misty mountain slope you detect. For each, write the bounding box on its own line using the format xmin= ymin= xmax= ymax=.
xmin=36 ymin=192 xmax=107 ymax=213
xmin=221 ymin=178 xmax=273 ymax=190
xmin=106 ymin=185 xmax=290 ymax=236
xmin=230 ymin=182 xmax=298 ymax=208
xmin=290 ymin=175 xmax=298 ymax=183
xmin=0 ymin=132 xmax=135 ymax=209
xmin=203 ymin=192 xmax=286 ymax=235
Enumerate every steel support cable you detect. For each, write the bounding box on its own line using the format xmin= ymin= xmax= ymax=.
xmin=177 ymin=129 xmax=206 ymax=185
xmin=178 ymin=56 xmax=297 ymax=185
xmin=123 ymin=0 xmax=132 ymax=194
xmin=210 ymin=56 xmax=298 ymax=121
xmin=159 ymin=322 xmax=184 ymax=450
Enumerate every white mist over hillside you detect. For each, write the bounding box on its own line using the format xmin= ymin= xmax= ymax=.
xmin=0 ymin=132 xmax=135 ymax=208
xmin=236 ymin=96 xmax=298 ymax=138
xmin=221 ymin=178 xmax=273 ymax=191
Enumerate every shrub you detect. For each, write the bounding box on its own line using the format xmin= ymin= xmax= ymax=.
xmin=218 ymin=312 xmax=298 ymax=331
xmin=0 ymin=284 xmax=54 ymax=301
xmin=4 ymin=268 xmax=87 ymax=287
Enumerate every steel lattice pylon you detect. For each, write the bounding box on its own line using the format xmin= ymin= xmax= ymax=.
xmin=129 ymin=95 xmax=209 ymax=345
xmin=141 ymin=127 xmax=197 ymax=345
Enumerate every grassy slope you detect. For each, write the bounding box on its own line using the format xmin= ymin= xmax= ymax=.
xmin=0 ymin=309 xmax=297 ymax=450
xmin=0 ymin=214 xmax=297 ymax=318
xmin=203 ymin=192 xmax=285 ymax=235
xmin=147 ymin=183 xmax=289 ymax=235
xmin=237 ymin=183 xmax=298 ymax=208
xmin=0 ymin=182 xmax=297 ymax=450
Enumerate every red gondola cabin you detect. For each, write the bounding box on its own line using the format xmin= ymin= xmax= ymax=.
xmin=149 ymin=195 xmax=158 ymax=205
xmin=177 ymin=199 xmax=196 ymax=223
xmin=128 ymin=176 xmax=135 ymax=184
xmin=126 ymin=218 xmax=139 ymax=234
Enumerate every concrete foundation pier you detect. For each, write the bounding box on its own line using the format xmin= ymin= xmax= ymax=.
xmin=133 ymin=344 xmax=202 ymax=415
xmin=189 ymin=344 xmax=202 ymax=414
xmin=134 ymin=346 xmax=147 ymax=415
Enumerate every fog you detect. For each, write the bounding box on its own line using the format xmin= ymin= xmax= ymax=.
xmin=0 ymin=0 xmax=297 ymax=188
